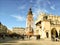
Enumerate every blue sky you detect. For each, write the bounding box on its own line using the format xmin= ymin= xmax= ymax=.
xmin=0 ymin=0 xmax=60 ymax=30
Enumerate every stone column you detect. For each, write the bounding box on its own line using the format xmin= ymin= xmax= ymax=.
xmin=48 ymin=30 xmax=51 ymax=39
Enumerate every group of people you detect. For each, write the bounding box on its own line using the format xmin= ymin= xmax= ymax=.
xmin=0 ymin=33 xmax=25 ymax=40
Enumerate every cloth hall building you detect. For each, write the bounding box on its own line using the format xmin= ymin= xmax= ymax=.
xmin=35 ymin=12 xmax=60 ymax=39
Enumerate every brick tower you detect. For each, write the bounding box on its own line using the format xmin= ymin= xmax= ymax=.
xmin=26 ymin=8 xmax=34 ymax=36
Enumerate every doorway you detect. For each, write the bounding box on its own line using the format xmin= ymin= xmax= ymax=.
xmin=46 ymin=32 xmax=49 ymax=38
xmin=51 ymin=28 xmax=58 ymax=40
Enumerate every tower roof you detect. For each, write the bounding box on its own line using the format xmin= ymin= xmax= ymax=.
xmin=28 ymin=8 xmax=33 ymax=15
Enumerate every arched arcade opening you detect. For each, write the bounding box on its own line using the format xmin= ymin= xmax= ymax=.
xmin=51 ymin=28 xmax=58 ymax=40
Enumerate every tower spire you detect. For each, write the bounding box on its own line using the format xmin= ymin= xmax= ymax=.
xmin=28 ymin=7 xmax=33 ymax=15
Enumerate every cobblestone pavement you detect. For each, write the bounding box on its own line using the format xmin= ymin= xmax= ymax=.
xmin=0 ymin=39 xmax=60 ymax=45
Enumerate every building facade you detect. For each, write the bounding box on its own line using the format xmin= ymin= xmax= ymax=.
xmin=7 ymin=30 xmax=13 ymax=34
xmin=13 ymin=27 xmax=25 ymax=35
xmin=0 ymin=22 xmax=8 ymax=33
xmin=35 ymin=12 xmax=60 ymax=39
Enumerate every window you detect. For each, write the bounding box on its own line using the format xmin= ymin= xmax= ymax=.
xmin=43 ymin=16 xmax=48 ymax=20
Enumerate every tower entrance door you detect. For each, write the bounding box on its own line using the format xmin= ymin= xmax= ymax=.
xmin=46 ymin=32 xmax=49 ymax=38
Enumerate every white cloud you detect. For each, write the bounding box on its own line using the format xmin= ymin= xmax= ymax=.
xmin=46 ymin=0 xmax=56 ymax=10
xmin=36 ymin=0 xmax=41 ymax=5
xmin=11 ymin=15 xmax=25 ymax=21
xmin=47 ymin=0 xmax=51 ymax=5
xmin=50 ymin=5 xmax=56 ymax=10
xmin=33 ymin=7 xmax=49 ymax=19
xmin=33 ymin=8 xmax=41 ymax=19
xmin=44 ymin=9 xmax=48 ymax=13
xmin=33 ymin=13 xmax=37 ymax=18
xmin=18 ymin=5 xmax=26 ymax=10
